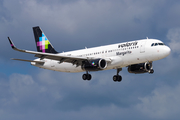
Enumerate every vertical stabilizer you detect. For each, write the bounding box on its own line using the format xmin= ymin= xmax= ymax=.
xmin=33 ymin=26 xmax=58 ymax=54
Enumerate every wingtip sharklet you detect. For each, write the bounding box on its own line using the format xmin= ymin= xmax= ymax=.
xmin=8 ymin=37 xmax=16 ymax=49
xmin=7 ymin=37 xmax=26 ymax=52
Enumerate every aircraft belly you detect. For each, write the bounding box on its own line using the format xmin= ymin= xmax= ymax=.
xmin=55 ymin=62 xmax=83 ymax=73
xmin=33 ymin=60 xmax=83 ymax=73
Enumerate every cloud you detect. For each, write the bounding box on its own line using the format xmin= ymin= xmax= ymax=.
xmin=2 ymin=74 xmax=40 ymax=112
xmin=154 ymin=27 xmax=180 ymax=75
xmin=0 ymin=71 xmax=152 ymax=120
xmin=136 ymin=82 xmax=180 ymax=119
xmin=167 ymin=28 xmax=180 ymax=54
xmin=0 ymin=68 xmax=179 ymax=120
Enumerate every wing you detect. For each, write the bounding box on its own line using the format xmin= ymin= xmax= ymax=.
xmin=8 ymin=37 xmax=111 ymax=66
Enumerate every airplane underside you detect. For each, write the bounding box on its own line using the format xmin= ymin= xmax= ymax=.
xmin=31 ymin=59 xmax=155 ymax=82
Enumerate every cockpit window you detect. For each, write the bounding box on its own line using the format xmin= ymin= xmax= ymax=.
xmin=158 ymin=43 xmax=164 ymax=45
xmin=151 ymin=42 xmax=165 ymax=47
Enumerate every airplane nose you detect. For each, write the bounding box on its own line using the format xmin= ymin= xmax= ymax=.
xmin=164 ymin=46 xmax=171 ymax=57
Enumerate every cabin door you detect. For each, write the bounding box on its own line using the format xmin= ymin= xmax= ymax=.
xmin=140 ymin=41 xmax=146 ymax=53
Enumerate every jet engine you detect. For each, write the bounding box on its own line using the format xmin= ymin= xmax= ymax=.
xmin=128 ymin=62 xmax=153 ymax=74
xmin=82 ymin=59 xmax=107 ymax=71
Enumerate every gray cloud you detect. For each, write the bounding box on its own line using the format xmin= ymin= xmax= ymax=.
xmin=1 ymin=69 xmax=179 ymax=120
xmin=136 ymin=82 xmax=180 ymax=119
xmin=167 ymin=28 xmax=180 ymax=54
xmin=0 ymin=71 xmax=155 ymax=119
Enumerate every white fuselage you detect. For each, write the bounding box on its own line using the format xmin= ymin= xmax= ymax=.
xmin=31 ymin=39 xmax=171 ymax=73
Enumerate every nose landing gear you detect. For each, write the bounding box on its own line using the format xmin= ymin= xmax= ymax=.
xmin=149 ymin=69 xmax=154 ymax=74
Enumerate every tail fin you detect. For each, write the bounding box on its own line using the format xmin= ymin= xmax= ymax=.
xmin=33 ymin=26 xmax=58 ymax=54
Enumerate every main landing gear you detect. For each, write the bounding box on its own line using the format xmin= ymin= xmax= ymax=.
xmin=82 ymin=69 xmax=123 ymax=82
xmin=113 ymin=68 xmax=122 ymax=82
xmin=82 ymin=71 xmax=92 ymax=80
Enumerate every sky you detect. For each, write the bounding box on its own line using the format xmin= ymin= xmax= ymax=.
xmin=0 ymin=0 xmax=180 ymax=120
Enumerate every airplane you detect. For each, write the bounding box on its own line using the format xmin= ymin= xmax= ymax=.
xmin=8 ymin=26 xmax=171 ymax=82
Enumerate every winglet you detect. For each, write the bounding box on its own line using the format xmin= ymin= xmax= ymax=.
xmin=8 ymin=37 xmax=16 ymax=49
xmin=7 ymin=37 xmax=25 ymax=52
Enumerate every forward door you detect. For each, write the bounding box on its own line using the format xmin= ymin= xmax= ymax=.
xmin=140 ymin=41 xmax=146 ymax=53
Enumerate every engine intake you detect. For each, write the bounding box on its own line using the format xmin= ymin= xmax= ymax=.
xmin=128 ymin=62 xmax=152 ymax=74
xmin=82 ymin=59 xmax=107 ymax=71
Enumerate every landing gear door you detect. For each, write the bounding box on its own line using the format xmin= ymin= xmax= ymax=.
xmin=140 ymin=41 xmax=146 ymax=53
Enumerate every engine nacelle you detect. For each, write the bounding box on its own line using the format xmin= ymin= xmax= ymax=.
xmin=128 ymin=62 xmax=152 ymax=74
xmin=82 ymin=59 xmax=107 ymax=71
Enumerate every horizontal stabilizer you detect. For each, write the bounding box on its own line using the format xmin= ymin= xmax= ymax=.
xmin=11 ymin=58 xmax=44 ymax=63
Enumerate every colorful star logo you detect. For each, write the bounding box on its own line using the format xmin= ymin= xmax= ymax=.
xmin=36 ymin=33 xmax=50 ymax=53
